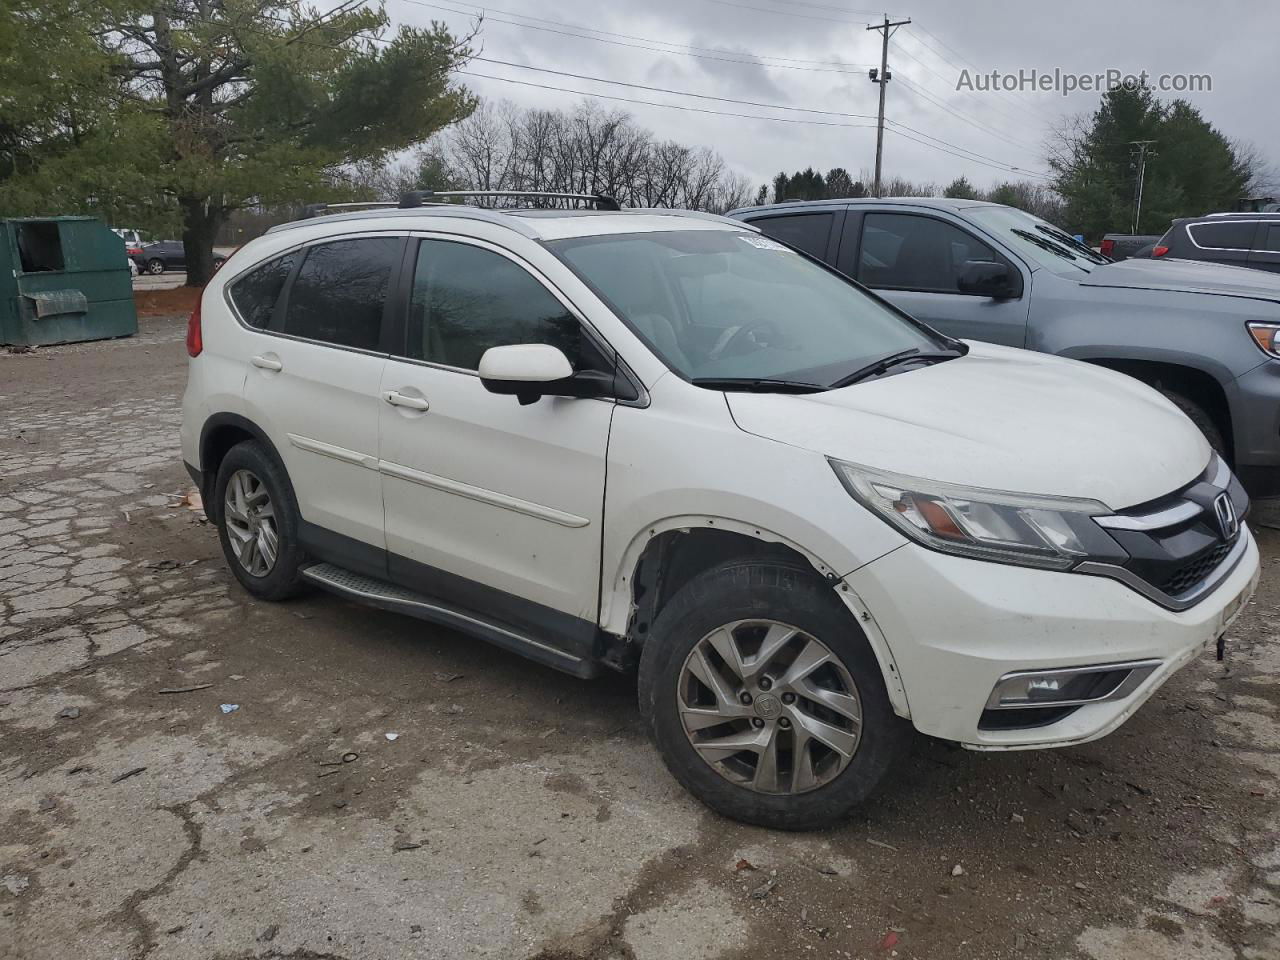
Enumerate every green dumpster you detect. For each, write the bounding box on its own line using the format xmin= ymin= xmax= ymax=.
xmin=0 ymin=216 xmax=138 ymax=346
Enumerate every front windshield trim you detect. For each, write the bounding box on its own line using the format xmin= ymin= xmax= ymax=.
xmin=545 ymin=228 xmax=961 ymax=391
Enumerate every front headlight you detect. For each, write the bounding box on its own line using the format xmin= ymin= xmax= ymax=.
xmin=830 ymin=460 xmax=1122 ymax=570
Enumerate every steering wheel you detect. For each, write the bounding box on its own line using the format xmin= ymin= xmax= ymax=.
xmin=708 ymin=318 xmax=781 ymax=361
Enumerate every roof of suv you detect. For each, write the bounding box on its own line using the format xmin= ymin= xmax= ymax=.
xmin=1181 ymin=212 xmax=1280 ymax=222
xmin=265 ymin=205 xmax=755 ymax=242
xmin=727 ymin=196 xmax=998 ymax=218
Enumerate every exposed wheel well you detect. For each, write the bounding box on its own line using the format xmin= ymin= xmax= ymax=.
xmin=626 ymin=528 xmax=834 ymax=647
xmin=198 ymin=422 xmax=257 ymax=510
xmin=1085 ymin=358 xmax=1232 ymax=459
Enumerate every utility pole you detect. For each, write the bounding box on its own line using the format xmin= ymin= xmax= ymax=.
xmin=867 ymin=14 xmax=911 ymax=198
xmin=1129 ymin=139 xmax=1157 ymax=233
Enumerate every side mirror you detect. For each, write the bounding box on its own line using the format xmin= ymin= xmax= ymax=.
xmin=479 ymin=344 xmax=607 ymax=405
xmin=957 ymin=261 xmax=1016 ymax=299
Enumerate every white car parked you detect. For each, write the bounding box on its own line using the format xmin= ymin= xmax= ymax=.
xmin=180 ymin=192 xmax=1260 ymax=829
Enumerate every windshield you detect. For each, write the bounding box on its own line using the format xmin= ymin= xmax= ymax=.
xmin=967 ymin=206 xmax=1111 ymax=275
xmin=549 ymin=230 xmax=949 ymax=388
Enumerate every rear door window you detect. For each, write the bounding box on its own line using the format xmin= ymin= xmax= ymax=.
xmin=282 ymin=237 xmax=401 ymax=351
xmin=1260 ymin=225 xmax=1280 ymax=253
xmin=229 ymin=253 xmax=294 ymax=329
xmin=750 ymin=213 xmax=834 ymax=259
xmin=1189 ymin=221 xmax=1258 ymax=250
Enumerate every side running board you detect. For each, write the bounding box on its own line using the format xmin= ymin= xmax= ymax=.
xmin=299 ymin=562 xmax=595 ymax=678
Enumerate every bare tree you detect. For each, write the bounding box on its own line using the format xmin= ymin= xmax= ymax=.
xmin=381 ymin=99 xmax=750 ymax=211
xmin=1231 ymin=139 xmax=1280 ymax=197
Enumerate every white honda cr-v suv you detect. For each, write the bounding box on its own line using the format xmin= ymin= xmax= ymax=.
xmin=180 ymin=191 xmax=1259 ymax=829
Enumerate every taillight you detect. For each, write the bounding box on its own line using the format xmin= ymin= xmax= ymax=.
xmin=186 ymin=298 xmax=203 ymax=357
xmin=1152 ymin=245 xmax=1169 ymax=257
xmin=1100 ymin=238 xmax=1115 ymax=256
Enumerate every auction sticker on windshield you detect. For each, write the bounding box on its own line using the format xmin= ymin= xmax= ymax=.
xmin=739 ymin=235 xmax=789 ymax=251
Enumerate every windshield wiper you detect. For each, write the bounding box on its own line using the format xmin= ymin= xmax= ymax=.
xmin=1034 ymin=223 xmax=1110 ymax=264
xmin=828 ymin=347 xmax=964 ymax=389
xmin=690 ymin=377 xmax=825 ymax=394
xmin=1011 ymin=227 xmax=1078 ymax=262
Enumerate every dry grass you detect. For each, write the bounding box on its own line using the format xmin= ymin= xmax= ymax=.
xmin=134 ymin=285 xmax=201 ymax=318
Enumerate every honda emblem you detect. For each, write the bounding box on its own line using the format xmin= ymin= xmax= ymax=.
xmin=1213 ymin=492 xmax=1239 ymax=541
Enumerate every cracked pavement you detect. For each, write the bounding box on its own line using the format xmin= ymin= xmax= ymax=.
xmin=1 ymin=316 xmax=1278 ymax=959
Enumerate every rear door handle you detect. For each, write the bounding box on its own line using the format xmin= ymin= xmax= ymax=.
xmin=251 ymin=355 xmax=283 ymax=372
xmin=382 ymin=390 xmax=429 ymax=411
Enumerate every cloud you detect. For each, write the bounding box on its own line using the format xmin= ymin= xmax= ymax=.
xmin=389 ymin=0 xmax=1279 ymax=193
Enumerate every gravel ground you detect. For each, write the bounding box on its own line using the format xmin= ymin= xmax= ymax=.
xmin=1 ymin=316 xmax=1278 ymax=960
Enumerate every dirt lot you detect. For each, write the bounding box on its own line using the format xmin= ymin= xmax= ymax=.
xmin=2 ymin=316 xmax=1278 ymax=960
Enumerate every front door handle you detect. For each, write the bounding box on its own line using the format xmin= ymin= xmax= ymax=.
xmin=382 ymin=390 xmax=430 ymax=412
xmin=251 ymin=355 xmax=283 ymax=372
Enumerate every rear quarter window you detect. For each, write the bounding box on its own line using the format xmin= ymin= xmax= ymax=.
xmin=1189 ymin=221 xmax=1257 ymax=250
xmin=229 ymin=253 xmax=294 ymax=330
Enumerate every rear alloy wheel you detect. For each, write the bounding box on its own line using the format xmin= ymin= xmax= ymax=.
xmin=213 ymin=440 xmax=305 ymax=600
xmin=639 ymin=560 xmax=909 ymax=830
xmin=678 ymin=620 xmax=862 ymax=794
xmin=146 ymin=258 xmax=165 ymax=275
xmin=223 ymin=468 xmax=279 ymax=577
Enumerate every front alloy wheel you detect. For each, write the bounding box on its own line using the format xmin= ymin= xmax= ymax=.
xmin=638 ymin=559 xmax=908 ymax=829
xmin=223 ymin=468 xmax=278 ymax=577
xmin=679 ymin=620 xmax=862 ymax=794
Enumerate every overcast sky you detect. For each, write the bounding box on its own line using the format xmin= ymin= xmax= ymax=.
xmin=385 ymin=0 xmax=1280 ymax=193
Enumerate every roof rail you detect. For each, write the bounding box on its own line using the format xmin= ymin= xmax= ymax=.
xmin=398 ymin=190 xmax=621 ymax=211
xmin=301 ymin=201 xmax=399 ymax=219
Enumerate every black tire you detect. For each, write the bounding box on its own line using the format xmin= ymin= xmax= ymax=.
xmin=146 ymin=258 xmax=165 ymax=275
xmin=638 ymin=559 xmax=910 ymax=830
xmin=213 ymin=440 xmax=306 ymax=600
xmin=1159 ymin=388 xmax=1226 ymax=458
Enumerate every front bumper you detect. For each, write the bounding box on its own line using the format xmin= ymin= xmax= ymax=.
xmin=1231 ymin=359 xmax=1280 ymax=471
xmin=843 ymin=527 xmax=1260 ymax=749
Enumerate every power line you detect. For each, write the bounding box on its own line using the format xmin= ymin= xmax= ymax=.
xmin=462 ymin=69 xmax=1053 ymax=180
xmin=471 ymin=56 xmax=878 ymax=119
xmin=408 ymin=0 xmax=1049 ymax=163
xmin=896 ymin=75 xmax=1042 ymax=155
xmin=760 ymin=0 xmax=901 ymax=14
xmin=403 ymin=0 xmax=876 ymax=73
xmin=895 ymin=28 xmax=1056 ymax=130
xmin=429 ymin=0 xmax=875 ymax=67
xmin=170 ymin=9 xmax=1053 ymax=181
xmin=413 ymin=0 xmax=1046 ymax=160
xmin=468 ymin=55 xmax=1050 ymax=177
xmin=886 ymin=127 xmax=1053 ymax=181
xmin=460 ymin=69 xmax=878 ymax=129
xmin=905 ymin=22 xmax=994 ymax=80
xmin=702 ymin=0 xmax=869 ymax=26
xmin=884 ymin=119 xmax=1052 ymax=178
xmin=903 ymin=24 xmax=1058 ymax=126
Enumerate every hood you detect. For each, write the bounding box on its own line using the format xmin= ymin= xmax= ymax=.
xmin=726 ymin=342 xmax=1209 ymax=510
xmin=1080 ymin=257 xmax=1280 ymax=301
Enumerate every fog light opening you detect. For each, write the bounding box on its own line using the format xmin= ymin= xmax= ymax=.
xmin=985 ymin=660 xmax=1161 ymax=712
